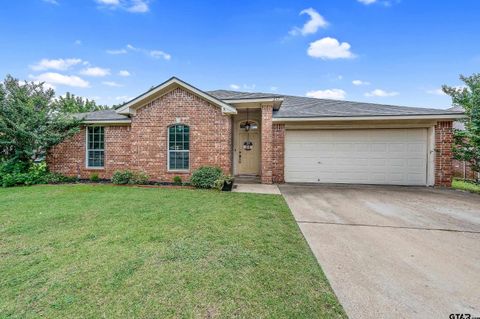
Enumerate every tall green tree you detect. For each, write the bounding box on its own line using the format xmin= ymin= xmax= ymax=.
xmin=53 ymin=92 xmax=109 ymax=113
xmin=443 ymin=73 xmax=480 ymax=181
xmin=0 ymin=75 xmax=81 ymax=163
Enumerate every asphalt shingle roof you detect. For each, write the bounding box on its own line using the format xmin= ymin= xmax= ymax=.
xmin=207 ymin=90 xmax=283 ymax=100
xmin=81 ymin=88 xmax=463 ymax=122
xmin=207 ymin=90 xmax=463 ymax=118
xmin=74 ymin=109 xmax=130 ymax=122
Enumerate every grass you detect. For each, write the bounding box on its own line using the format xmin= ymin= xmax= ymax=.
xmin=0 ymin=185 xmax=345 ymax=318
xmin=452 ymin=178 xmax=480 ymax=194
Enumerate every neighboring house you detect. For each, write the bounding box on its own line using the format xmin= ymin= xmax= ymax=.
xmin=449 ymin=105 xmax=478 ymax=180
xmin=47 ymin=77 xmax=464 ymax=186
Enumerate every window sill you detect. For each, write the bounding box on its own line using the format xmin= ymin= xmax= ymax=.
xmin=167 ymin=170 xmax=190 ymax=173
xmin=85 ymin=167 xmax=105 ymax=170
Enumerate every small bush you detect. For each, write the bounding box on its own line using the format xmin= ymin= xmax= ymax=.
xmin=112 ymin=170 xmax=134 ymax=185
xmin=133 ymin=171 xmax=149 ymax=185
xmin=112 ymin=170 xmax=149 ymax=185
xmin=190 ymin=166 xmax=223 ymax=189
xmin=90 ymin=173 xmax=100 ymax=182
xmin=173 ymin=176 xmax=182 ymax=186
xmin=0 ymin=161 xmax=74 ymax=187
xmin=213 ymin=175 xmax=234 ymax=191
xmin=44 ymin=173 xmax=77 ymax=184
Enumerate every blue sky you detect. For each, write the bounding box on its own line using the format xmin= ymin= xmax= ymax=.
xmin=0 ymin=0 xmax=478 ymax=109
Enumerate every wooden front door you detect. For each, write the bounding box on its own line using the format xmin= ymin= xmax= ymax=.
xmin=237 ymin=131 xmax=260 ymax=175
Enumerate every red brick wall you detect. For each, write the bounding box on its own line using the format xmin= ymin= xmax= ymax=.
xmin=47 ymin=87 xmax=232 ymax=182
xmin=47 ymin=125 xmax=131 ymax=179
xmin=272 ymin=124 xmax=285 ymax=183
xmin=130 ymin=88 xmax=232 ymax=181
xmin=435 ymin=121 xmax=453 ymax=187
xmin=261 ymin=104 xmax=273 ymax=184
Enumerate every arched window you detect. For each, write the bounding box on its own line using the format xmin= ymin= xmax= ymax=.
xmin=168 ymin=124 xmax=190 ymax=171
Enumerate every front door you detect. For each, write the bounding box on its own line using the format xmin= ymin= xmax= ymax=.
xmin=238 ymin=131 xmax=260 ymax=175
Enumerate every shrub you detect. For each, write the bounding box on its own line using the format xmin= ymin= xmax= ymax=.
xmin=90 ymin=173 xmax=100 ymax=182
xmin=190 ymin=166 xmax=223 ymax=189
xmin=173 ymin=176 xmax=182 ymax=186
xmin=112 ymin=170 xmax=149 ymax=185
xmin=133 ymin=171 xmax=149 ymax=185
xmin=44 ymin=173 xmax=77 ymax=184
xmin=0 ymin=161 xmax=74 ymax=187
xmin=112 ymin=170 xmax=134 ymax=185
xmin=213 ymin=175 xmax=234 ymax=191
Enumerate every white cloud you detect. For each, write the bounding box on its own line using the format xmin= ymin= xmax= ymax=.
xmin=107 ymin=45 xmax=171 ymax=60
xmin=102 ymin=81 xmax=123 ymax=87
xmin=290 ymin=8 xmax=328 ymax=36
xmin=96 ymin=0 xmax=120 ymax=5
xmin=306 ymin=89 xmax=347 ymax=100
xmin=365 ymin=89 xmax=399 ymax=97
xmin=118 ymin=70 xmax=131 ymax=77
xmin=357 ymin=0 xmax=399 ymax=6
xmin=126 ymin=44 xmax=138 ymax=51
xmin=80 ymin=67 xmax=110 ymax=77
xmin=270 ymin=86 xmax=278 ymax=92
xmin=127 ymin=0 xmax=149 ymax=12
xmin=229 ymin=84 xmax=256 ymax=91
xmin=96 ymin=0 xmax=149 ymax=13
xmin=150 ymin=50 xmax=171 ymax=60
xmin=30 ymin=58 xmax=83 ymax=71
xmin=31 ymin=72 xmax=90 ymax=88
xmin=42 ymin=0 xmax=59 ymax=5
xmin=106 ymin=48 xmax=128 ymax=55
xmin=74 ymin=40 xmax=82 ymax=45
xmin=307 ymin=37 xmax=355 ymax=60
xmin=352 ymin=80 xmax=370 ymax=86
xmin=426 ymin=88 xmax=446 ymax=96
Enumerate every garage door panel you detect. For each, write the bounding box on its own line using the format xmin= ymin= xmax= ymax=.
xmin=285 ymin=129 xmax=428 ymax=185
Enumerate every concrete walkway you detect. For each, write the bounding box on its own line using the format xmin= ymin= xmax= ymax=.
xmin=233 ymin=183 xmax=281 ymax=195
xmin=281 ymin=184 xmax=480 ymax=319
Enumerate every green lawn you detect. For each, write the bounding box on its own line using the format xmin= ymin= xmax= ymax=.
xmin=452 ymin=179 xmax=480 ymax=194
xmin=0 ymin=185 xmax=345 ymax=318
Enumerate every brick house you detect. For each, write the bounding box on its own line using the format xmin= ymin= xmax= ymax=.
xmin=47 ymin=77 xmax=464 ymax=186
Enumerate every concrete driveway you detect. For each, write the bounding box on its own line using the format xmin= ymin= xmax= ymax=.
xmin=280 ymin=184 xmax=480 ymax=319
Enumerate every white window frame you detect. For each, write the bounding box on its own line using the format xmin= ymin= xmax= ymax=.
xmin=85 ymin=126 xmax=105 ymax=169
xmin=167 ymin=124 xmax=190 ymax=172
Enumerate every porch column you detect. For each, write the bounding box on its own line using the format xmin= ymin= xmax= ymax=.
xmin=261 ymin=103 xmax=273 ymax=184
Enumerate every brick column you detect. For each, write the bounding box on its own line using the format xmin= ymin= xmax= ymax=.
xmin=435 ymin=121 xmax=453 ymax=187
xmin=261 ymin=104 xmax=273 ymax=184
xmin=272 ymin=124 xmax=285 ymax=183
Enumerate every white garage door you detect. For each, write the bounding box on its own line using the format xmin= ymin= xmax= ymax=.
xmin=285 ymin=129 xmax=428 ymax=185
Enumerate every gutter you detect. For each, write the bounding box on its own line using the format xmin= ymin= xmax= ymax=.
xmin=272 ymin=114 xmax=466 ymax=122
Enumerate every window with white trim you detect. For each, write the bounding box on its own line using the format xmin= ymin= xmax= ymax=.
xmin=86 ymin=126 xmax=104 ymax=168
xmin=168 ymin=124 xmax=189 ymax=170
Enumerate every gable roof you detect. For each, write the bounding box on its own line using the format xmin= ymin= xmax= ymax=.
xmin=79 ymin=79 xmax=465 ymax=124
xmin=116 ymin=77 xmax=237 ymax=115
xmin=207 ymin=89 xmax=464 ymax=119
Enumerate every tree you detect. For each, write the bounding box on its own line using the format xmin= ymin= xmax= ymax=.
xmin=443 ymin=73 xmax=480 ymax=181
xmin=53 ymin=92 xmax=109 ymax=113
xmin=0 ymin=75 xmax=81 ymax=164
